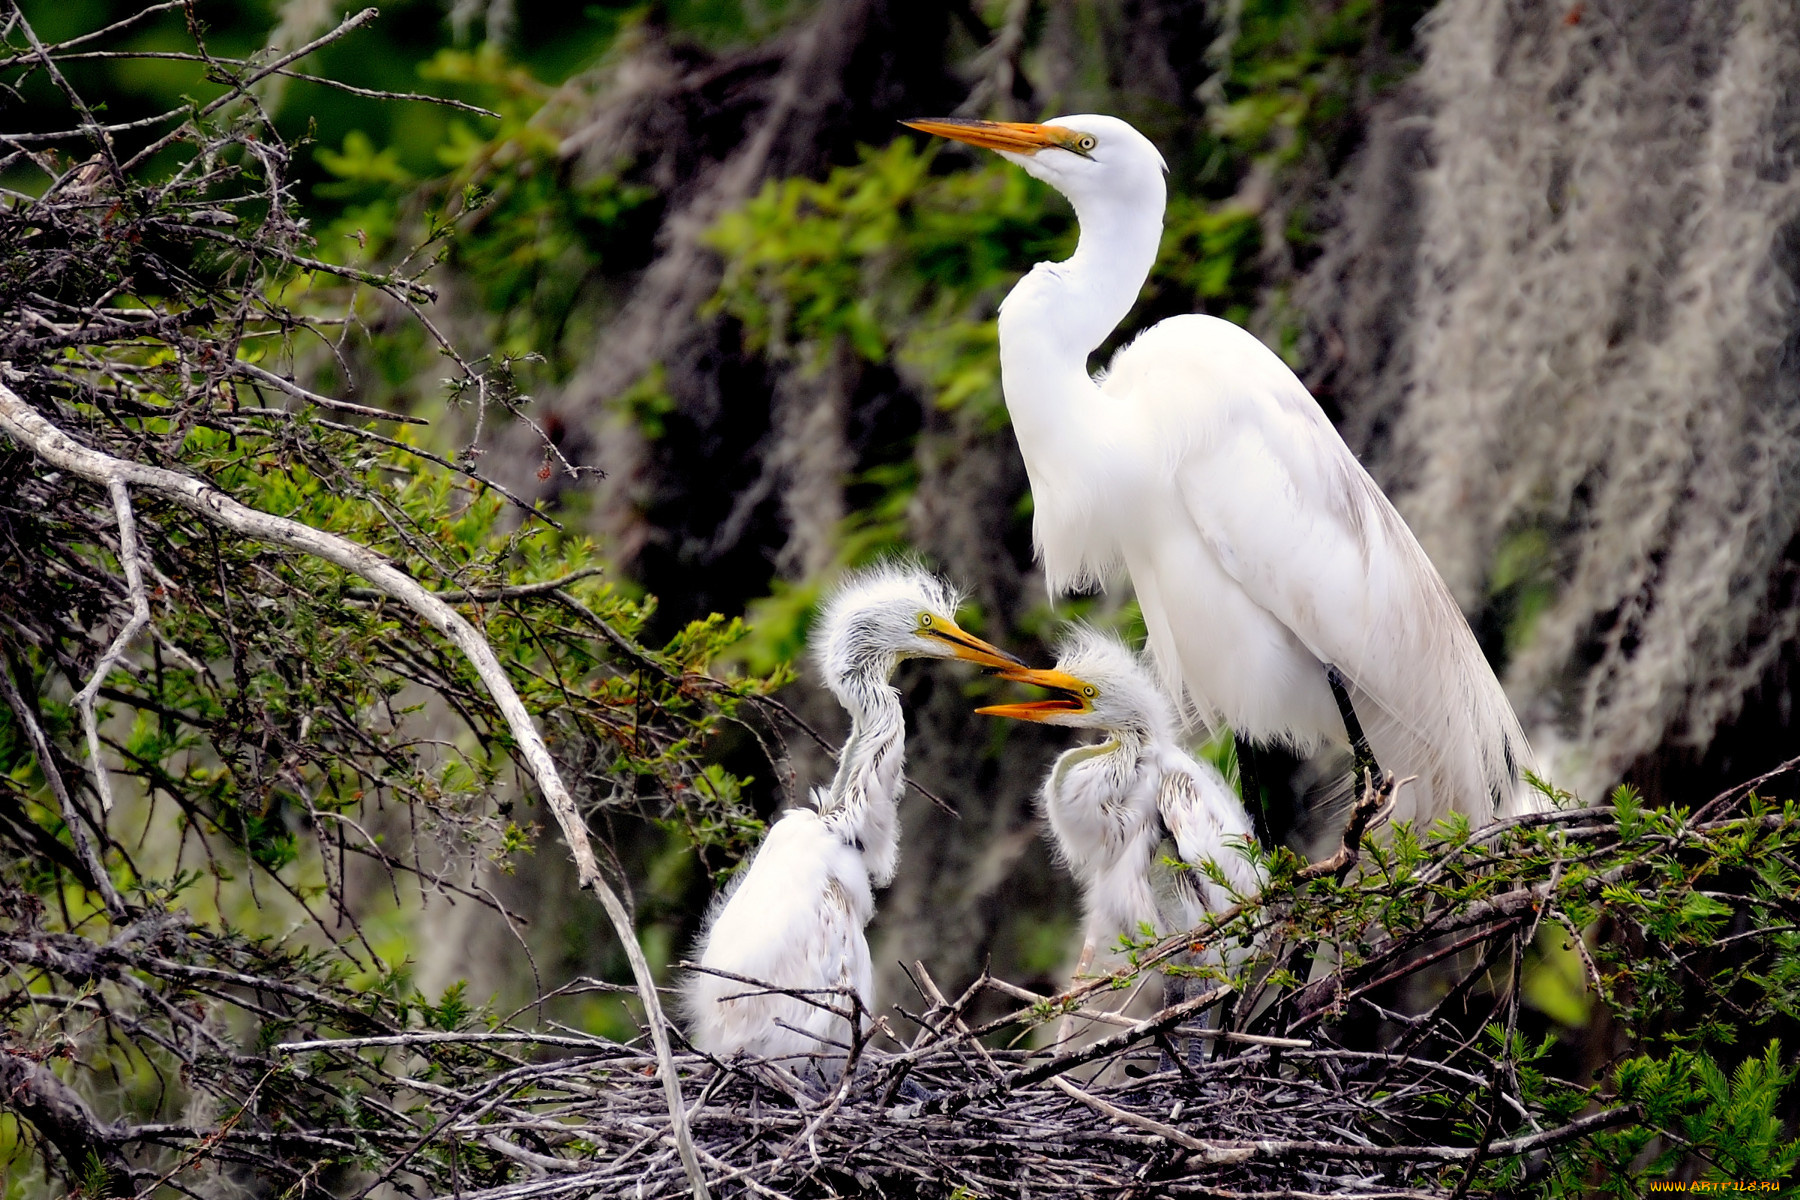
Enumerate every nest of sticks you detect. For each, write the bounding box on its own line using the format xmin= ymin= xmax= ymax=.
xmin=264 ymin=778 xmax=1713 ymax=1200
xmin=17 ymin=763 xmax=1792 ymax=1196
xmin=350 ymin=975 xmax=1600 ymax=1200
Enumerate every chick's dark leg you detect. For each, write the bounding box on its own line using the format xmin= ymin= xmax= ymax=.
xmin=1324 ymin=664 xmax=1382 ymax=793
xmin=1183 ymin=964 xmax=1216 ymax=1067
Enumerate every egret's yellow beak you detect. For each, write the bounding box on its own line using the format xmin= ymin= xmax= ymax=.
xmin=922 ymin=619 xmax=1027 ymax=671
xmin=902 ymin=118 xmax=1087 ymax=157
xmin=975 ymin=667 xmax=1093 ymax=721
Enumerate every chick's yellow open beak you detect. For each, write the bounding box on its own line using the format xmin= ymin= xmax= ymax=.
xmin=975 ymin=667 xmax=1093 ymax=721
xmin=922 ymin=619 xmax=1026 ymax=671
xmin=902 ymin=118 xmax=1080 ymax=156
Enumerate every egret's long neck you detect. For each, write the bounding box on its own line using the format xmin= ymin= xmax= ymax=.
xmin=999 ymin=183 xmax=1164 ymax=382
xmin=819 ymin=666 xmax=906 ymax=888
xmin=1000 ymin=181 xmax=1166 ymax=525
xmin=1105 ymin=724 xmax=1150 ymax=781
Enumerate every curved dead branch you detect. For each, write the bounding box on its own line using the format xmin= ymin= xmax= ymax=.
xmin=0 ymin=379 xmax=711 ymax=1200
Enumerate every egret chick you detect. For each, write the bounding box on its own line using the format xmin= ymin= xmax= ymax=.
xmin=685 ymin=566 xmax=1022 ymax=1072
xmin=977 ymin=629 xmax=1265 ymax=988
xmin=905 ymin=114 xmax=1539 ymax=826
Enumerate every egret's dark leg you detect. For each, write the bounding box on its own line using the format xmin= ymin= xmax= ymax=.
xmin=1235 ymin=733 xmax=1275 ymax=850
xmin=1187 ymin=982 xmax=1213 ymax=1067
xmin=1159 ymin=973 xmax=1184 ymax=1073
xmin=1324 ymin=663 xmax=1382 ymax=792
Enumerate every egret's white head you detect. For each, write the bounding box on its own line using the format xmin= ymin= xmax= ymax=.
xmin=811 ymin=564 xmax=1022 ymax=699
xmin=976 ymin=626 xmax=1176 ymax=739
xmin=901 ymin=113 xmax=1167 ymax=209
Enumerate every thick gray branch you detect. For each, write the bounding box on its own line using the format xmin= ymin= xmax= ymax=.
xmin=0 ymin=1046 xmax=128 ymax=1183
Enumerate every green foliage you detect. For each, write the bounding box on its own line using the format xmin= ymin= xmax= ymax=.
xmin=1522 ymin=929 xmax=1593 ymax=1028
xmin=709 ymin=137 xmax=1069 ymax=425
xmin=453 ymin=186 xmax=655 ymax=355
xmin=1487 ymin=522 xmax=1559 ymax=662
xmin=316 ymin=129 xmax=418 ymax=193
xmin=1013 ymin=913 xmax=1081 ymax=976
xmin=62 ymin=421 xmax=776 ymax=878
xmin=618 ymin=364 xmax=677 ymax=440
xmin=1214 ymin=0 xmax=1430 ymax=166
xmin=1036 ymin=784 xmax=1800 ymax=1195
xmin=316 ymin=57 xmax=662 ymax=377
xmin=422 ymin=980 xmax=476 ymax=1031
xmin=733 ymin=577 xmax=825 ymax=677
xmin=1553 ymin=1042 xmax=1800 ymax=1195
xmin=1155 ymin=198 xmax=1263 ymax=325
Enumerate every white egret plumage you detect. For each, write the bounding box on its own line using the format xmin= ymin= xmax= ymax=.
xmin=684 ymin=566 xmax=1021 ymax=1071
xmin=976 ymin=629 xmax=1265 ymax=990
xmin=905 ymin=114 xmax=1540 ymax=828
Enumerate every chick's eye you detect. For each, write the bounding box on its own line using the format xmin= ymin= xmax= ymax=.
xmin=1076 ymin=135 xmax=1097 ymax=152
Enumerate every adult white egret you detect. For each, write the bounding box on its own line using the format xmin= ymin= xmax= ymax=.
xmin=684 ymin=566 xmax=1022 ymax=1070
xmin=976 ymin=628 xmax=1265 ymax=988
xmin=905 ymin=115 xmax=1539 ymax=828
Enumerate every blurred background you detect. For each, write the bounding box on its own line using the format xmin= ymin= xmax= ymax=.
xmin=9 ymin=0 xmax=1797 ymax=1068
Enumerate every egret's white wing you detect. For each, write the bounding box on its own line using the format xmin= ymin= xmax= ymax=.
xmin=1105 ymin=315 xmax=1537 ymax=824
xmin=1152 ymin=756 xmax=1265 ymax=978
xmin=802 ymin=873 xmax=874 ymax=1050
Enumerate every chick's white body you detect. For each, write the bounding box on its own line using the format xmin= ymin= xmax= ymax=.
xmin=1040 ymin=736 xmax=1162 ymax=950
xmin=685 ymin=566 xmax=1018 ymax=1070
xmin=1152 ymin=744 xmax=1265 ymax=942
xmin=958 ymin=113 xmax=1539 ymax=825
xmin=683 ymin=806 xmax=873 ymax=1063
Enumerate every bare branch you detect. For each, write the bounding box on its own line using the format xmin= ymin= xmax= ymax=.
xmin=119 ymin=8 xmax=381 ymax=173
xmin=0 ymin=1046 xmax=127 ymax=1183
xmin=72 ymin=480 xmax=148 ymax=812
xmin=342 ymin=568 xmax=606 ymax=605
xmin=0 ymin=379 xmax=712 ymax=1200
xmin=227 ymin=360 xmax=429 ymax=424
xmin=919 ymin=984 xmax=1235 ymax=1116
xmin=0 ymin=652 xmax=125 ymax=916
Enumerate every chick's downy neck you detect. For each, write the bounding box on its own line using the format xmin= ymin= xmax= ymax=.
xmin=818 ymin=663 xmax=907 ymax=888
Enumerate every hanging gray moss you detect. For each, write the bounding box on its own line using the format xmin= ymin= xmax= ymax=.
xmin=1300 ymin=0 xmax=1800 ymax=799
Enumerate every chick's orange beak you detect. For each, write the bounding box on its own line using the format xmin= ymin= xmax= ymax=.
xmin=975 ymin=667 xmax=1092 ymax=722
xmin=902 ymin=118 xmax=1080 ymax=156
xmin=922 ymin=619 xmax=1026 ymax=671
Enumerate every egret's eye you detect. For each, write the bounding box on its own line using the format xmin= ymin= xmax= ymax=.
xmin=1082 ymin=685 xmax=1097 ymax=698
xmin=918 ymin=613 xmax=934 ymax=628
xmin=1076 ymin=135 xmax=1097 ymax=153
